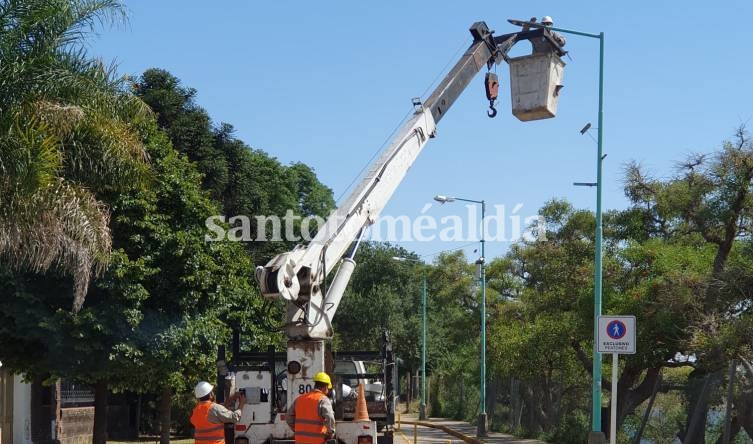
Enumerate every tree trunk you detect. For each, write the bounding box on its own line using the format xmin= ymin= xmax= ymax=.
xmin=425 ymin=374 xmax=431 ymax=418
xmin=159 ymin=386 xmax=172 ymax=444
xmin=510 ymin=378 xmax=521 ymax=431
xmin=136 ymin=394 xmax=142 ymax=436
xmin=733 ymin=388 xmax=753 ymax=440
xmin=736 ymin=358 xmax=753 ymax=438
xmin=458 ymin=375 xmax=465 ymax=419
xmin=428 ymin=374 xmax=440 ymax=417
xmin=93 ymin=380 xmax=108 ymax=444
xmin=721 ymin=361 xmax=736 ymax=444
xmin=486 ymin=376 xmax=498 ymax=426
xmin=520 ymin=383 xmax=537 ymax=435
xmin=601 ymin=366 xmax=663 ymax=437
xmin=542 ymin=372 xmax=557 ymax=431
xmin=520 ymin=382 xmax=551 ymax=434
xmin=632 ymin=371 xmax=662 ymax=444
xmin=714 ymin=416 xmax=740 ymax=444
xmin=682 ymin=370 xmax=722 ymax=444
xmin=740 ymin=404 xmax=753 ymax=439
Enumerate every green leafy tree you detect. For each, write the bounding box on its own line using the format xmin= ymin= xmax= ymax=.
xmin=486 ymin=201 xmax=599 ymax=438
xmin=335 ymin=242 xmax=422 ymax=361
xmin=134 ymin=69 xmax=335 ymax=262
xmin=0 ymin=124 xmax=277 ymax=444
xmin=134 ymin=68 xmax=226 ymax=197
xmin=335 ymin=244 xmax=488 ymax=421
xmin=422 ymin=251 xmax=485 ymax=421
xmin=621 ymin=127 xmax=753 ymax=443
xmin=482 ymin=128 xmax=753 ymax=441
xmin=93 ymin=129 xmax=273 ymax=443
xmin=484 ymin=199 xmax=711 ymax=439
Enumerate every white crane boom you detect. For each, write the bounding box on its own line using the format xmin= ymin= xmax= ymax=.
xmin=254 ymin=21 xmax=565 ymax=341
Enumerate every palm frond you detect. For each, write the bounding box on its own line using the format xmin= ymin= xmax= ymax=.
xmin=32 ymin=99 xmax=85 ymax=137
xmin=0 ymin=178 xmax=111 ymax=312
xmin=0 ymin=0 xmax=147 ymax=311
xmin=0 ymin=114 xmax=63 ymax=195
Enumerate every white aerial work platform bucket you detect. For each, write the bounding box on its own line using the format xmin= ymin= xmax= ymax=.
xmin=508 ymin=51 xmax=565 ymax=121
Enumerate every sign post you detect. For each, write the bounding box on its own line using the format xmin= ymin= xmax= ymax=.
xmin=597 ymin=316 xmax=636 ymax=444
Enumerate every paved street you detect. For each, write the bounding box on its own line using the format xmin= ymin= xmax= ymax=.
xmin=395 ymin=413 xmax=547 ymax=444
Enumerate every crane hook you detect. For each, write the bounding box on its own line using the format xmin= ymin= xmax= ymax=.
xmin=487 ymin=101 xmax=497 ymax=118
xmin=484 ymin=72 xmax=499 ymax=119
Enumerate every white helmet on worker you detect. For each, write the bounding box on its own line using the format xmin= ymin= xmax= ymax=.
xmin=194 ymin=381 xmax=214 ymax=399
xmin=541 ymin=16 xmax=554 ymax=26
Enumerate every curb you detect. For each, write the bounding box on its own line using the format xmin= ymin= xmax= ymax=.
xmin=399 ymin=420 xmax=483 ymax=444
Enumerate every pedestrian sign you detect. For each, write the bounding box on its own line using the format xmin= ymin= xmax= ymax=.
xmin=598 ymin=316 xmax=637 ymax=444
xmin=597 ymin=315 xmax=636 ymax=354
xmin=606 ymin=320 xmax=626 ymax=339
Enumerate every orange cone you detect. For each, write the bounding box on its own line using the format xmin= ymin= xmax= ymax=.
xmin=354 ymin=384 xmax=370 ymax=422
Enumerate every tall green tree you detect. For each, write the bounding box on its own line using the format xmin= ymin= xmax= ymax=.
xmin=335 ymin=244 xmax=485 ymax=421
xmin=484 ymin=199 xmax=710 ymax=440
xmin=86 ymin=128 xmax=274 ymax=443
xmin=482 ymin=128 xmax=753 ymax=441
xmin=133 ymin=69 xmax=335 ymax=262
xmin=621 ymin=127 xmax=753 ymax=443
xmin=134 ymin=68 xmax=226 ymax=197
xmin=486 ymin=201 xmax=601 ymax=439
xmin=335 ymin=242 xmax=422 ymax=359
xmin=0 ymin=0 xmax=151 ymax=311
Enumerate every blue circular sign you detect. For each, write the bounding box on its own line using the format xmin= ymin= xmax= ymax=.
xmin=606 ymin=320 xmax=627 ymax=340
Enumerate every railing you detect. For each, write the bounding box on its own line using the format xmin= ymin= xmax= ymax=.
xmin=60 ymin=380 xmax=94 ymax=407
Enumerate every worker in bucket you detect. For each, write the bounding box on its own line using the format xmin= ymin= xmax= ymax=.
xmin=286 ymin=372 xmax=337 ymax=444
xmin=190 ymin=381 xmax=246 ymax=444
xmin=541 ymin=16 xmax=564 ymax=38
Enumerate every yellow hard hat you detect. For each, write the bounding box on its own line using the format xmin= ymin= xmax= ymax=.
xmin=313 ymin=372 xmax=332 ymax=389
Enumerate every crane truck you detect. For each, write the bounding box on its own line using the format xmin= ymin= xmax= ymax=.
xmin=225 ymin=19 xmax=566 ymax=444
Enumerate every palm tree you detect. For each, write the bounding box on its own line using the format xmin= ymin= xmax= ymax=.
xmin=0 ymin=0 xmax=151 ymax=312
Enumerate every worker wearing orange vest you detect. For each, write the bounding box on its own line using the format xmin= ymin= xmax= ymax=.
xmin=191 ymin=381 xmax=246 ymax=444
xmin=286 ymin=372 xmax=336 ymax=444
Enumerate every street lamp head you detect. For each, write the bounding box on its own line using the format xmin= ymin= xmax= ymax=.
xmin=392 ymin=256 xmax=407 ymax=262
xmin=580 ymin=122 xmax=592 ymax=135
xmin=433 ymin=195 xmax=455 ymax=204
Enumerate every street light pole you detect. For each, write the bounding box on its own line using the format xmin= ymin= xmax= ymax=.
xmin=478 ymin=200 xmax=487 ymax=437
xmin=420 ymin=274 xmax=427 ymax=420
xmin=549 ymin=24 xmax=606 ymax=443
xmin=433 ymin=195 xmax=487 ymax=437
xmin=594 ymin=31 xmax=605 ymax=441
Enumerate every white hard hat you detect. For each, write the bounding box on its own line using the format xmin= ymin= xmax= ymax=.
xmin=541 ymin=16 xmax=554 ymax=25
xmin=341 ymin=384 xmax=353 ymax=398
xmin=194 ymin=381 xmax=214 ymax=398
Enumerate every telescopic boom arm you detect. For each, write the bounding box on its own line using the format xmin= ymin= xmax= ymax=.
xmin=254 ymin=21 xmax=563 ymax=340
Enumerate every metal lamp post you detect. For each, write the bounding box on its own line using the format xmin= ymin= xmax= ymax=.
xmin=393 ymin=256 xmax=428 ymax=420
xmin=433 ymin=194 xmax=487 ymax=437
xmin=547 ymin=23 xmax=606 ymax=443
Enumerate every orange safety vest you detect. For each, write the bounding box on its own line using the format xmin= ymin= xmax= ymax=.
xmin=294 ymin=391 xmax=329 ymax=444
xmin=190 ymin=401 xmax=225 ymax=444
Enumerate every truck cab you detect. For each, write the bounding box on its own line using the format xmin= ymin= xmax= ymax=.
xmin=333 ymin=359 xmax=389 ymax=429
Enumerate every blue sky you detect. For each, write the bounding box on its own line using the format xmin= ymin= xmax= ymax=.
xmin=91 ymin=1 xmax=753 ymax=263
